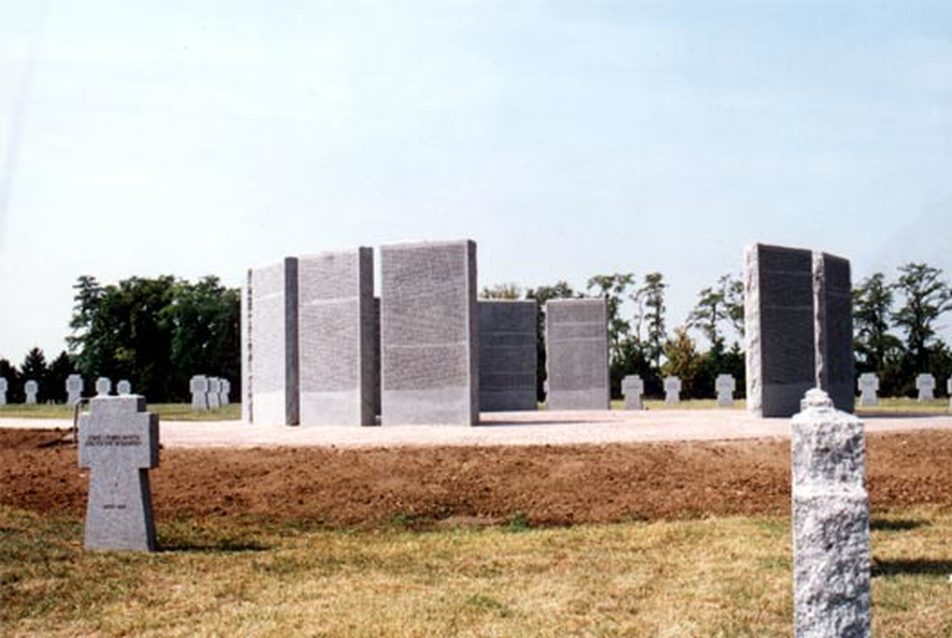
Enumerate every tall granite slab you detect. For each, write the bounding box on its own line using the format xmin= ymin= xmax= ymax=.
xmin=544 ymin=298 xmax=609 ymax=410
xmin=241 ymin=271 xmax=253 ymax=422
xmin=0 ymin=376 xmax=6 ymax=405
xmin=207 ymin=377 xmax=222 ymax=409
xmin=190 ymin=375 xmax=209 ymax=410
xmin=373 ymin=297 xmax=381 ymax=416
xmin=745 ymin=244 xmax=854 ymax=417
xmin=857 ymin=373 xmax=878 ymax=407
xmin=25 ymin=380 xmax=38 ymax=404
xmin=249 ymin=257 xmax=300 ymax=425
xmin=813 ymin=252 xmax=855 ymax=413
xmin=380 ymin=240 xmax=478 ymax=425
xmin=66 ymin=374 xmax=84 ymax=406
xmin=297 ymin=248 xmax=375 ymax=426
xmin=792 ymin=389 xmax=870 ymax=637
xmin=621 ymin=375 xmax=644 ymax=410
xmin=745 ymin=244 xmax=816 ymax=418
xmin=916 ymin=373 xmax=935 ymax=401
xmin=79 ymin=396 xmax=159 ymax=552
xmin=715 ymin=374 xmax=736 ymax=406
xmin=478 ymin=300 xmax=538 ymax=411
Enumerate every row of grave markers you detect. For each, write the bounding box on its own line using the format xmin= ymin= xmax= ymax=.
xmin=857 ymin=372 xmax=952 ymax=406
xmin=0 ymin=374 xmax=133 ymax=405
xmin=621 ymin=374 xmax=737 ymax=408
xmin=189 ymin=375 xmax=231 ymax=410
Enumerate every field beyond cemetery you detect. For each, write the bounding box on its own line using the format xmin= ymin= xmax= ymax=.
xmin=2 ymin=426 xmax=952 ymax=636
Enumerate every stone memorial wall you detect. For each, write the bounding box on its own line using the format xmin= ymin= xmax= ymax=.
xmin=477 ymin=300 xmax=537 ymax=411
xmin=544 ymin=298 xmax=609 ymax=410
xmin=298 ymin=248 xmax=375 ymax=426
xmin=380 ymin=240 xmax=478 ymax=425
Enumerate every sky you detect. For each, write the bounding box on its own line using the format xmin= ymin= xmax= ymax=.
xmin=1 ymin=1 xmax=951 ymax=362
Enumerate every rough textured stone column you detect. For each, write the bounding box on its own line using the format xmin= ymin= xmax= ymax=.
xmin=814 ymin=252 xmax=855 ymax=413
xmin=478 ymin=300 xmax=537 ymax=411
xmin=544 ymin=298 xmax=609 ymax=410
xmin=241 ymin=269 xmax=253 ymax=422
xmin=249 ymin=257 xmax=300 ymax=425
xmin=792 ymin=389 xmax=871 ymax=638
xmin=380 ymin=240 xmax=478 ymax=425
xmin=79 ymin=396 xmax=159 ymax=552
xmin=745 ymin=244 xmax=816 ymax=417
xmin=298 ymin=248 xmax=375 ymax=426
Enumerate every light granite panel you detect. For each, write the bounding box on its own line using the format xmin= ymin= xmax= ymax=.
xmin=249 ymin=257 xmax=299 ymax=425
xmin=380 ymin=240 xmax=478 ymax=425
xmin=298 ymin=247 xmax=375 ymax=426
xmin=477 ymin=301 xmax=537 ymax=411
xmin=544 ymin=298 xmax=609 ymax=410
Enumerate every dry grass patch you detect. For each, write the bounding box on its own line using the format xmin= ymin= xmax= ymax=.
xmin=0 ymin=403 xmax=240 ymax=421
xmin=3 ymin=506 xmax=951 ymax=636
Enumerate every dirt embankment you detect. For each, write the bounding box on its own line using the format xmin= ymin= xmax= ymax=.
xmin=2 ymin=429 xmax=951 ymax=528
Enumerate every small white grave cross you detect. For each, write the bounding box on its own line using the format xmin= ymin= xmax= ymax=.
xmin=66 ymin=374 xmax=84 ymax=406
xmin=664 ymin=376 xmax=681 ymax=404
xmin=95 ymin=377 xmax=112 ymax=396
xmin=857 ymin=373 xmax=879 ymax=407
xmin=916 ymin=373 xmax=935 ymax=402
xmin=24 ymin=380 xmax=38 ymax=404
xmin=715 ymin=374 xmax=736 ymax=407
xmin=621 ymin=375 xmax=644 ymax=410
xmin=190 ymin=375 xmax=209 ymax=411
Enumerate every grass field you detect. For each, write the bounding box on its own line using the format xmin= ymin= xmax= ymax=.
xmin=1 ymin=505 xmax=950 ymax=637
xmin=0 ymin=403 xmax=241 ymax=421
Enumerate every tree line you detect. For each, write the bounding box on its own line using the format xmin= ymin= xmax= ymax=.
xmin=0 ymin=275 xmax=240 ymax=403
xmin=1 ymin=262 xmax=949 ymax=405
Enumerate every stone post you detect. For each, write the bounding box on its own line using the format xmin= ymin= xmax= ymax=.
xmin=792 ymin=389 xmax=870 ymax=637
xmin=78 ymin=396 xmax=160 ymax=551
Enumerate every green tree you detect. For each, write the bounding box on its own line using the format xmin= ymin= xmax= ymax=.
xmin=636 ymin=272 xmax=667 ymax=372
xmin=892 ymin=263 xmax=952 ymax=379
xmin=852 ymin=272 xmax=904 ymax=395
xmin=661 ymin=327 xmax=702 ymax=398
xmin=586 ymin=273 xmax=636 ymax=397
xmin=526 ymin=281 xmax=580 ymax=401
xmin=480 ymin=283 xmax=522 ymax=300
xmin=20 ymin=347 xmax=49 ymax=402
xmin=45 ymin=351 xmax=74 ymax=404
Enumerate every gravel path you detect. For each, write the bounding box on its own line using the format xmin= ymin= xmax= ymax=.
xmin=4 ymin=409 xmax=952 ymax=448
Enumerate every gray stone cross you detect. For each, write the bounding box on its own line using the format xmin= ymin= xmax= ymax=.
xmin=117 ymin=380 xmax=132 ymax=395
xmin=857 ymin=373 xmax=879 ymax=407
xmin=715 ymin=374 xmax=736 ymax=407
xmin=78 ymin=396 xmax=159 ymax=551
xmin=621 ymin=375 xmax=644 ymax=410
xmin=66 ymin=374 xmax=84 ymax=406
xmin=95 ymin=377 xmax=112 ymax=396
xmin=24 ymin=380 xmax=38 ymax=404
xmin=207 ymin=377 xmax=222 ymax=409
xmin=792 ymin=389 xmax=870 ymax=637
xmin=915 ymin=373 xmax=935 ymax=402
xmin=190 ymin=375 xmax=209 ymax=410
xmin=220 ymin=379 xmax=230 ymax=406
xmin=663 ymin=376 xmax=681 ymax=405
xmin=0 ymin=376 xmax=7 ymax=405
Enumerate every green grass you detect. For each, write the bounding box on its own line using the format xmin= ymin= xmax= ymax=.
xmin=0 ymin=403 xmax=241 ymax=421
xmin=1 ymin=506 xmax=950 ymax=636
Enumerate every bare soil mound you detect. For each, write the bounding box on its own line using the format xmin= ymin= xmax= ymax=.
xmin=3 ymin=429 xmax=951 ymax=528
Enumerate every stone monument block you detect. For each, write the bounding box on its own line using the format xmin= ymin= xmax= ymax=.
xmin=380 ymin=240 xmax=478 ymax=425
xmin=792 ymin=389 xmax=870 ymax=637
xmin=814 ymin=252 xmax=855 ymax=413
xmin=298 ymin=248 xmax=376 ymax=426
xmin=745 ymin=244 xmax=816 ymax=418
xmin=373 ymin=297 xmax=381 ymax=417
xmin=857 ymin=373 xmax=878 ymax=407
xmin=916 ymin=373 xmax=935 ymax=402
xmin=66 ymin=374 xmax=84 ymax=406
xmin=95 ymin=377 xmax=112 ymax=396
xmin=241 ymin=271 xmax=252 ymax=422
xmin=0 ymin=376 xmax=6 ymax=405
xmin=24 ymin=380 xmax=38 ymax=404
xmin=190 ymin=375 xmax=209 ymax=411
xmin=207 ymin=377 xmax=222 ymax=409
xmin=621 ymin=375 xmax=644 ymax=410
xmin=248 ymin=258 xmax=300 ymax=425
xmin=219 ymin=379 xmax=230 ymax=406
xmin=79 ymin=396 xmax=159 ymax=552
xmin=544 ymin=298 xmax=609 ymax=410
xmin=715 ymin=374 xmax=736 ymax=407
xmin=664 ymin=376 xmax=682 ymax=404
xmin=117 ymin=380 xmax=132 ymax=395
xmin=478 ymin=300 xmax=538 ymax=411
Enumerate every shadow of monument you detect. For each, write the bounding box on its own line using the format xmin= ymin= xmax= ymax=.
xmin=872 ymin=558 xmax=952 ymax=577
xmin=870 ymin=518 xmax=929 ymax=532
xmin=159 ymin=539 xmax=269 ymax=554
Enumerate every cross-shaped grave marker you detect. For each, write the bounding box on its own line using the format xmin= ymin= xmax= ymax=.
xmin=715 ymin=374 xmax=736 ymax=407
xmin=664 ymin=376 xmax=681 ymax=405
xmin=24 ymin=380 xmax=38 ymax=404
xmin=916 ymin=373 xmax=935 ymax=402
xmin=621 ymin=375 xmax=644 ymax=410
xmin=857 ymin=373 xmax=879 ymax=407
xmin=78 ymin=396 xmax=159 ymax=551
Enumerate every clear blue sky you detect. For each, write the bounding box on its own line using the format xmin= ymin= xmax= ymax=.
xmin=1 ymin=1 xmax=950 ymax=362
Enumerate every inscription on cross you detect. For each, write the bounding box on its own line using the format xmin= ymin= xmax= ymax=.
xmin=78 ymin=396 xmax=159 ymax=551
